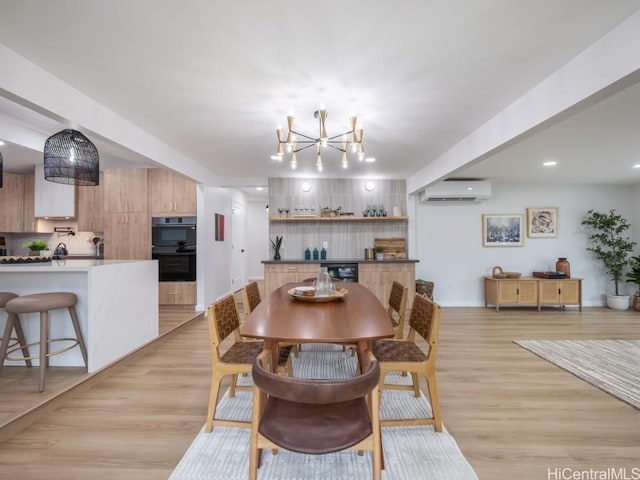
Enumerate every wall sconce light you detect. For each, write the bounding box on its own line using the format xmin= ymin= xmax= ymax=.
xmin=301 ymin=182 xmax=311 ymax=192
xmin=364 ymin=181 xmax=375 ymax=191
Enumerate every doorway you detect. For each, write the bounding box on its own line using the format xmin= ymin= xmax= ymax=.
xmin=230 ymin=200 xmax=246 ymax=290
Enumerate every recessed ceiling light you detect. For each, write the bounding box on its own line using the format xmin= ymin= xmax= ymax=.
xmin=270 ymin=155 xmax=282 ymax=161
xmin=633 ymin=164 xmax=640 ymax=169
xmin=0 ymin=140 xmax=5 ymax=146
xmin=543 ymin=161 xmax=557 ymax=167
xmin=256 ymin=186 xmax=264 ymax=191
xmin=364 ymin=157 xmax=376 ymax=163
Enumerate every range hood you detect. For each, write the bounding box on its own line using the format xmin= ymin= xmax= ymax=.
xmin=34 ymin=164 xmax=76 ymax=218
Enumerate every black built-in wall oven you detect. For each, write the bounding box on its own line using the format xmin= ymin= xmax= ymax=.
xmin=152 ymin=217 xmax=197 ymax=282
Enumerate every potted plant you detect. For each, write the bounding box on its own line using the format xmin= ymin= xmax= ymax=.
xmin=625 ymin=255 xmax=640 ymax=312
xmin=375 ymin=245 xmax=385 ymax=260
xmin=581 ymin=209 xmax=636 ymax=310
xmin=271 ymin=236 xmax=283 ymax=260
xmin=22 ymin=239 xmax=49 ymax=256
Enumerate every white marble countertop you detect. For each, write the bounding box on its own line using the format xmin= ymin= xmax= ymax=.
xmin=0 ymin=259 xmax=155 ymax=272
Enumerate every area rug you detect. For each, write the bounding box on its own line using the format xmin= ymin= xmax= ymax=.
xmin=514 ymin=339 xmax=640 ymax=409
xmin=170 ymin=344 xmax=478 ymax=480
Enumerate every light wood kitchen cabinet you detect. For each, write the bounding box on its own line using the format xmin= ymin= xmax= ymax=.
xmin=103 ymin=212 xmax=151 ymax=260
xmin=264 ymin=263 xmax=317 ymax=295
xmin=538 ymin=278 xmax=582 ymax=311
xmin=103 ymin=168 xmax=149 ymax=213
xmin=77 ymin=173 xmax=105 ymax=232
xmin=358 ymin=262 xmax=417 ymax=308
xmin=0 ymin=173 xmax=25 ymax=232
xmin=484 ymin=277 xmax=538 ymax=311
xmin=264 ymin=261 xmax=417 ymax=308
xmin=159 ymin=281 xmax=196 ymax=307
xmin=22 ymin=173 xmax=36 ymax=232
xmin=102 ymin=168 xmax=150 ymax=259
xmin=149 ymin=168 xmax=197 ymax=217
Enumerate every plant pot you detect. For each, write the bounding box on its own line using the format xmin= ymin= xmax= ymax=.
xmin=606 ymin=294 xmax=630 ymax=310
xmin=633 ymin=293 xmax=640 ymax=312
xmin=273 ymin=253 xmax=281 ymax=261
xmin=28 ymin=251 xmax=40 ymax=256
xmin=376 ymin=253 xmax=384 ymax=260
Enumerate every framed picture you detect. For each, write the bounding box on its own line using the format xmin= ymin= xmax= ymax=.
xmin=215 ymin=213 xmax=225 ymax=241
xmin=527 ymin=207 xmax=558 ymax=238
xmin=482 ymin=214 xmax=524 ymax=247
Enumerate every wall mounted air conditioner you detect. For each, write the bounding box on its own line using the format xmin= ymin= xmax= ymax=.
xmin=419 ymin=180 xmax=491 ymax=204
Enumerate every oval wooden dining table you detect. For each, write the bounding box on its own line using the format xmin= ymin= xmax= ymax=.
xmin=240 ymin=282 xmax=395 ymax=373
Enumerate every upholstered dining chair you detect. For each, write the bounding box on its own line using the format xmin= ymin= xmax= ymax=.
xmin=205 ymin=294 xmax=293 ymax=433
xmin=249 ymin=349 xmax=383 ymax=480
xmin=387 ymin=281 xmax=408 ymax=339
xmin=372 ymin=293 xmax=442 ymax=432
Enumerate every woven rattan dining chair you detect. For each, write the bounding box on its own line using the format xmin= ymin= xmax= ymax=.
xmin=242 ymin=281 xmax=301 ymax=357
xmin=387 ymin=281 xmax=408 ymax=339
xmin=372 ymin=293 xmax=442 ymax=432
xmin=249 ymin=349 xmax=383 ymax=480
xmin=241 ymin=281 xmax=262 ymax=318
xmin=205 ymin=294 xmax=293 ymax=433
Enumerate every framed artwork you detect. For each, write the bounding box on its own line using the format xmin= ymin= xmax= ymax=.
xmin=215 ymin=213 xmax=225 ymax=241
xmin=527 ymin=207 xmax=558 ymax=238
xmin=482 ymin=213 xmax=524 ymax=247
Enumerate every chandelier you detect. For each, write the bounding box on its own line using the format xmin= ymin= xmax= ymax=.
xmin=272 ymin=109 xmax=367 ymax=171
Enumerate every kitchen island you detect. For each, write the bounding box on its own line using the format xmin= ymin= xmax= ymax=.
xmin=0 ymin=259 xmax=158 ymax=372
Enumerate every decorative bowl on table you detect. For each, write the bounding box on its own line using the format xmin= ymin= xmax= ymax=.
xmin=288 ymin=286 xmax=348 ymax=303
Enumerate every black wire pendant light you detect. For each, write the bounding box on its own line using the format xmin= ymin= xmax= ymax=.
xmin=0 ymin=151 xmax=3 ymax=188
xmin=43 ymin=129 xmax=99 ymax=186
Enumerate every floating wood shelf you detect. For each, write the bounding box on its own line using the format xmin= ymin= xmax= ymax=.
xmin=269 ymin=216 xmax=408 ymax=222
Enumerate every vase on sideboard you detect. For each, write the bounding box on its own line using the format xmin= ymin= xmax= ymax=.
xmin=555 ymin=257 xmax=570 ymax=278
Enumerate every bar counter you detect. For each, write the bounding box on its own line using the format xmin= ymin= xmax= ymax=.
xmin=0 ymin=259 xmax=158 ymax=372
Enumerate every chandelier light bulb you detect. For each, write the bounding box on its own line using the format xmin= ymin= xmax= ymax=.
xmin=276 ymin=126 xmax=283 ymax=142
xmin=276 ymin=143 xmax=284 ymax=157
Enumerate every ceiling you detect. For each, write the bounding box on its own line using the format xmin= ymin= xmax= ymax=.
xmin=1 ymin=0 xmax=639 ymax=193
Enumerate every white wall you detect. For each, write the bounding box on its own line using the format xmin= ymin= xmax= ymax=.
xmin=246 ymin=200 xmax=269 ymax=279
xmin=197 ymin=185 xmax=244 ymax=310
xmin=413 ymin=183 xmax=636 ymax=307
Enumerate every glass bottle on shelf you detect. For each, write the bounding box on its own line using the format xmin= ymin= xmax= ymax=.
xmin=304 ymin=247 xmax=311 ymax=260
xmin=313 ymin=248 xmax=319 ymax=260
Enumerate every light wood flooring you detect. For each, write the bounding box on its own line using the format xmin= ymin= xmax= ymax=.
xmin=0 ymin=300 xmax=639 ymax=479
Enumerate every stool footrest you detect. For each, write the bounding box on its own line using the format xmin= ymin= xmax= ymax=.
xmin=6 ymin=338 xmax=80 ymax=362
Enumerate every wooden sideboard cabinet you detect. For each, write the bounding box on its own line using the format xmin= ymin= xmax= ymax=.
xmin=538 ymin=278 xmax=582 ymax=311
xmin=484 ymin=277 xmax=538 ymax=312
xmin=484 ymin=277 xmax=582 ymax=312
